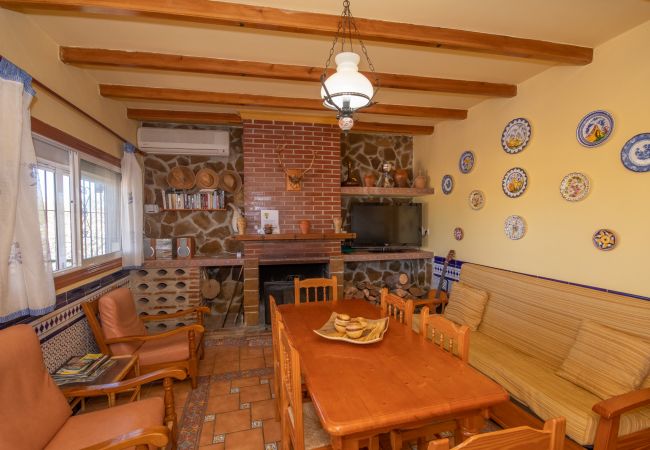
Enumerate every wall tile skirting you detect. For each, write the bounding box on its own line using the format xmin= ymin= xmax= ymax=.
xmin=8 ymin=270 xmax=131 ymax=372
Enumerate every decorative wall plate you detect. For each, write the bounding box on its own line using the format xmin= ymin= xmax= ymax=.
xmin=501 ymin=118 xmax=532 ymax=154
xmin=468 ymin=190 xmax=485 ymax=210
xmin=442 ymin=175 xmax=454 ymax=195
xmin=621 ymin=133 xmax=650 ymax=172
xmin=454 ymin=227 xmax=464 ymax=241
xmin=502 ymin=168 xmax=528 ymax=198
xmin=577 ymin=110 xmax=614 ymax=147
xmin=593 ymin=229 xmax=616 ymax=251
xmin=560 ymin=172 xmax=590 ymax=201
xmin=459 ymin=151 xmax=475 ymax=174
xmin=504 ymin=215 xmax=526 ymax=240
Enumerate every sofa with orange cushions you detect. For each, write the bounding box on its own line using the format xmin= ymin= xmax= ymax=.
xmin=446 ymin=263 xmax=650 ymax=450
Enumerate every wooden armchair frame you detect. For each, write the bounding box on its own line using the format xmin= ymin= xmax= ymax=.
xmin=83 ymin=298 xmax=209 ymax=388
xmin=380 ymin=288 xmax=415 ymax=329
xmin=488 ymin=387 xmax=650 ymax=450
xmin=294 ymin=276 xmax=338 ymax=304
xmin=63 ymin=368 xmax=187 ymax=450
xmin=428 ymin=417 xmax=565 ymax=450
xmin=592 ymin=387 xmax=650 ymax=450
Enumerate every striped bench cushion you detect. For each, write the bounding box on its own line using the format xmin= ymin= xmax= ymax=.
xmin=470 ymin=331 xmax=650 ymax=446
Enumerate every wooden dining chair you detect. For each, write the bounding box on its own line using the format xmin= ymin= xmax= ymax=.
xmin=391 ymin=306 xmax=471 ymax=450
xmin=419 ymin=306 xmax=470 ymax=362
xmin=428 ymin=417 xmax=565 ymax=450
xmin=380 ymin=288 xmax=415 ymax=329
xmin=294 ymin=276 xmax=338 ymax=304
xmin=278 ymin=319 xmax=332 ymax=450
xmin=270 ymin=295 xmax=282 ymax=420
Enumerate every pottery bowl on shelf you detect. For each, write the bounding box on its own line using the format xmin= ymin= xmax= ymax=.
xmin=345 ymin=322 xmax=366 ymax=339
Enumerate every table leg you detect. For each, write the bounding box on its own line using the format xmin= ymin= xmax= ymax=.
xmin=458 ymin=413 xmax=484 ymax=443
xmin=331 ymin=435 xmax=344 ymax=450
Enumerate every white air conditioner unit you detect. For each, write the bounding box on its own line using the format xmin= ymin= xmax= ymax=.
xmin=137 ymin=127 xmax=230 ymax=156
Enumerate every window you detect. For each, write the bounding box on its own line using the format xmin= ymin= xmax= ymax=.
xmin=33 ymin=134 xmax=121 ymax=273
xmin=80 ymin=160 xmax=121 ymax=260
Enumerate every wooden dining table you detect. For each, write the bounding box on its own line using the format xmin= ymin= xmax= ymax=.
xmin=278 ymin=299 xmax=509 ymax=450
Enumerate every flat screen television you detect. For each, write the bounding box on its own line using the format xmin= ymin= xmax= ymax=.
xmin=350 ymin=203 xmax=422 ymax=249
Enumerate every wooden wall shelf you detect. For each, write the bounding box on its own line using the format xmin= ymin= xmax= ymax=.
xmin=341 ymin=186 xmax=435 ymax=197
xmin=233 ymin=232 xmax=355 ymax=241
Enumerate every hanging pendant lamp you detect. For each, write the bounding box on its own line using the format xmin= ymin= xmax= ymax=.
xmin=320 ymin=0 xmax=379 ymax=132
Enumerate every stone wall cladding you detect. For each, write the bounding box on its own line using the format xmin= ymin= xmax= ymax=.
xmin=344 ymin=259 xmax=433 ymax=297
xmin=143 ymin=127 xmax=244 ymax=256
xmin=341 ymin=134 xmax=413 ymax=186
xmin=242 ymin=119 xmax=341 ymax=235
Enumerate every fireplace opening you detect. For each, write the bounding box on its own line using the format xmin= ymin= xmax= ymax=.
xmin=259 ymin=262 xmax=329 ymax=325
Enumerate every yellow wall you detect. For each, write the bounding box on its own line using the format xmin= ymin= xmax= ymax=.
xmin=0 ymin=8 xmax=136 ymax=157
xmin=415 ymin=20 xmax=650 ymax=297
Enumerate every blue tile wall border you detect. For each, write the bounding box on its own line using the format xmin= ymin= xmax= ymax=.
xmin=0 ymin=269 xmax=129 ymax=372
xmin=432 ymin=257 xmax=649 ymax=302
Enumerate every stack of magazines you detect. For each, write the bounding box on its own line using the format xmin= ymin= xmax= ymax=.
xmin=52 ymin=353 xmax=116 ymax=386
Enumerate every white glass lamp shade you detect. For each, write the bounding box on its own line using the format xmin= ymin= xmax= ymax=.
xmin=321 ymin=52 xmax=374 ymax=111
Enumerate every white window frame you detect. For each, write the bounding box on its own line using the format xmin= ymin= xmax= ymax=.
xmin=32 ymin=133 xmax=122 ymax=275
xmin=78 ymin=153 xmax=122 ymax=266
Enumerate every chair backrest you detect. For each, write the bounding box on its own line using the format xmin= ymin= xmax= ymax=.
xmin=294 ymin=276 xmax=338 ymax=304
xmin=428 ymin=417 xmax=565 ymax=450
xmin=270 ymin=295 xmax=281 ymax=415
xmin=0 ymin=325 xmax=72 ymax=449
xmin=95 ymin=287 xmax=147 ymax=356
xmin=419 ymin=306 xmax=470 ymax=362
xmin=380 ymin=288 xmax=415 ymax=329
xmin=278 ymin=320 xmax=306 ymax=450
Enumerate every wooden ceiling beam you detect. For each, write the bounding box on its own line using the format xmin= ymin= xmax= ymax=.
xmin=61 ymin=47 xmax=516 ymax=97
xmin=1 ymin=0 xmax=592 ymax=64
xmin=126 ymin=108 xmax=435 ymax=135
xmin=127 ymin=108 xmax=242 ymax=125
xmin=101 ymin=85 xmax=467 ymax=119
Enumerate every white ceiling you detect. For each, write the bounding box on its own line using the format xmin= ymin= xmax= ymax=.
xmin=19 ymin=0 xmax=650 ymax=124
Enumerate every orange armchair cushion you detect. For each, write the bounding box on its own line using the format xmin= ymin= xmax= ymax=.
xmin=99 ymin=287 xmax=147 ymax=355
xmin=0 ymin=325 xmax=72 ymax=450
xmin=44 ymin=396 xmax=164 ymax=450
xmin=137 ymin=329 xmax=204 ymax=366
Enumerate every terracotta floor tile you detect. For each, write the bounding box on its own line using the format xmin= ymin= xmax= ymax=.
xmin=231 ymin=376 xmax=260 ymax=388
xmin=213 ymin=359 xmax=240 ymax=374
xmin=224 ymin=428 xmax=264 ymax=450
xmin=240 ymin=346 xmax=264 ymax=360
xmin=263 ymin=419 xmax=282 ymax=443
xmin=214 ymin=409 xmax=251 ymax=435
xmin=207 ymin=394 xmax=241 ymax=414
xmin=199 ymin=421 xmax=215 ymax=446
xmin=240 ymin=384 xmax=271 ymax=403
xmin=239 ymin=357 xmax=266 ymax=371
xmin=251 ymin=399 xmax=276 ymax=420
xmin=214 ymin=347 xmax=240 ymax=362
xmin=199 ymin=444 xmax=225 ymax=450
xmin=209 ymin=380 xmax=232 ymax=396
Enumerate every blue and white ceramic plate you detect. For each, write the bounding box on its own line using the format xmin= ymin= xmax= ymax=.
xmin=593 ymin=229 xmax=616 ymax=251
xmin=442 ymin=175 xmax=454 ymax=195
xmin=576 ymin=110 xmax=614 ymax=147
xmin=621 ymin=133 xmax=650 ymax=172
xmin=504 ymin=215 xmax=526 ymax=240
xmin=502 ymin=167 xmax=528 ymax=198
xmin=501 ymin=118 xmax=532 ymax=154
xmin=459 ymin=151 xmax=475 ymax=174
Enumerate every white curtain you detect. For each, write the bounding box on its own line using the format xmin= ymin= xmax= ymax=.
xmin=0 ymin=58 xmax=55 ymax=323
xmin=120 ymin=143 xmax=143 ymax=268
